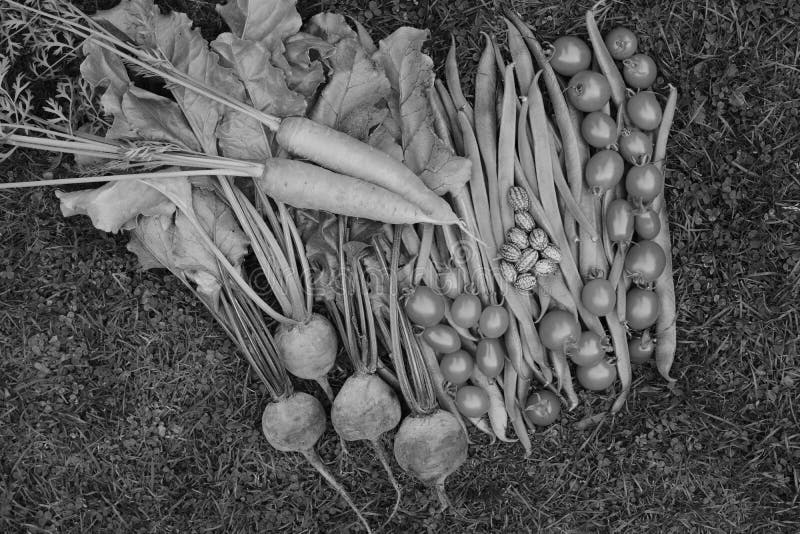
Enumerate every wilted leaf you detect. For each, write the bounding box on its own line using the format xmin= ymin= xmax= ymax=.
xmin=56 ymin=180 xmax=175 ymax=233
xmin=120 ymin=87 xmax=200 ymax=149
xmin=215 ymin=0 xmax=301 ymax=51
xmin=215 ymin=110 xmax=270 ymax=160
xmin=127 ymin=212 xmax=177 ymax=271
xmin=212 ymin=34 xmax=306 ymax=118
xmin=375 ymin=27 xmax=471 ymax=195
xmin=94 ymin=0 xmax=248 ymax=154
xmin=310 ymin=36 xmax=391 ymax=139
xmin=127 ymin=184 xmax=249 ymax=309
xmin=305 ymin=13 xmax=358 ymax=45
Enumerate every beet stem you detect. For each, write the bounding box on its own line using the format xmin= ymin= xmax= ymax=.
xmin=370 ymin=438 xmax=402 ymax=526
xmin=434 ymin=481 xmax=452 ymax=511
xmin=301 ymin=449 xmax=373 ymax=533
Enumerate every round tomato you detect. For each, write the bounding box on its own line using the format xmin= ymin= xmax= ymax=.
xmin=625 ymin=164 xmax=664 ymax=201
xmin=479 ymin=305 xmax=509 ymax=338
xmin=475 ymin=338 xmax=506 ymax=378
xmin=450 ymin=293 xmax=482 ymax=329
xmin=421 ymin=324 xmax=461 ymax=354
xmin=625 ymin=287 xmax=660 ymax=331
xmin=404 ymin=286 xmax=445 ymax=327
xmin=538 ymin=310 xmax=580 ymax=351
xmin=581 ymin=112 xmax=618 ymax=148
xmin=627 ymin=91 xmax=663 ymax=131
xmin=566 ymin=71 xmax=611 ymax=112
xmin=585 ymin=149 xmax=624 ymax=194
xmin=576 ymin=360 xmax=617 ymax=391
xmin=605 ymin=199 xmax=634 ymax=244
xmin=455 ymin=385 xmax=489 ymax=417
xmin=569 ymin=331 xmax=607 ymax=367
xmin=624 ymin=240 xmax=667 ymax=283
xmin=629 ymin=335 xmax=655 ymax=364
xmin=549 ymin=36 xmax=592 ymax=76
xmin=623 ymin=53 xmax=657 ymax=89
xmin=581 ymin=278 xmax=616 ymax=316
xmin=440 ymin=350 xmax=474 ymax=385
xmin=619 ymin=128 xmax=653 ymax=165
xmin=604 ymin=26 xmax=638 ymax=60
xmin=635 ymin=208 xmax=661 ymax=239
xmin=525 ymin=390 xmax=561 ymax=426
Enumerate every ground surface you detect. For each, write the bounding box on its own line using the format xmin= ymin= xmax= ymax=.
xmin=2 ymin=0 xmax=800 ymax=532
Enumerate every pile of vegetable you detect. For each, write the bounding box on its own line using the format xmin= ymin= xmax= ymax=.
xmin=0 ymin=0 xmax=678 ymax=529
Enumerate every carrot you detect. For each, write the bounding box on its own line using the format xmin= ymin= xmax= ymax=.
xmin=474 ymin=33 xmax=503 ymax=246
xmin=256 ymin=158 xmax=439 ymax=224
xmin=651 ymin=85 xmax=679 ymax=382
xmin=586 ymin=4 xmax=628 ymax=113
xmin=275 ymin=117 xmax=457 ymax=223
xmin=445 ymin=35 xmax=474 ymax=124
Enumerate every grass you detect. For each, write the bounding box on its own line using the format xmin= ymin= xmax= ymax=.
xmin=2 ymin=0 xmax=800 ymax=532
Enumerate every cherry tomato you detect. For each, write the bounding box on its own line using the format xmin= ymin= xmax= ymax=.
xmin=626 ymin=287 xmax=660 ymax=331
xmin=576 ymin=360 xmax=617 ymax=391
xmin=524 ymin=390 xmax=561 ymax=426
xmin=605 ymin=199 xmax=634 ymax=244
xmin=404 ymin=286 xmax=445 ymax=327
xmin=549 ymin=36 xmax=592 ymax=76
xmin=604 ymin=26 xmax=638 ymax=60
xmin=569 ymin=331 xmax=607 ymax=367
xmin=455 ymin=385 xmax=489 ymax=417
xmin=629 ymin=335 xmax=655 ymax=364
xmin=421 ymin=324 xmax=461 ymax=354
xmin=581 ymin=278 xmax=616 ymax=316
xmin=566 ymin=71 xmax=612 ymax=112
xmin=585 ymin=149 xmax=624 ymax=194
xmin=581 ymin=112 xmax=618 ymax=148
xmin=479 ymin=305 xmax=509 ymax=338
xmin=627 ymin=91 xmax=663 ymax=131
xmin=625 ymin=164 xmax=664 ymax=201
xmin=450 ymin=293 xmax=482 ymax=329
xmin=635 ymin=208 xmax=661 ymax=239
xmin=624 ymin=240 xmax=667 ymax=282
xmin=440 ymin=350 xmax=474 ymax=385
xmin=475 ymin=338 xmax=506 ymax=378
xmin=623 ymin=53 xmax=657 ymax=89
xmin=539 ymin=310 xmax=580 ymax=351
xmin=619 ymin=128 xmax=653 ymax=165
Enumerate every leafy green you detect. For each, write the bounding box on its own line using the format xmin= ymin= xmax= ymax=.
xmin=127 ymin=181 xmax=249 ymax=309
xmin=375 ymin=27 xmax=471 ymax=196
xmin=215 ymin=0 xmax=302 ymax=51
xmin=55 ymin=179 xmax=175 ymax=233
xmin=309 ymin=22 xmax=391 ymax=139
xmin=212 ymin=34 xmax=306 ymax=118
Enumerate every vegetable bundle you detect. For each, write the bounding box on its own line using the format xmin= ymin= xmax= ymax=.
xmin=0 ymin=0 xmax=678 ymax=530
